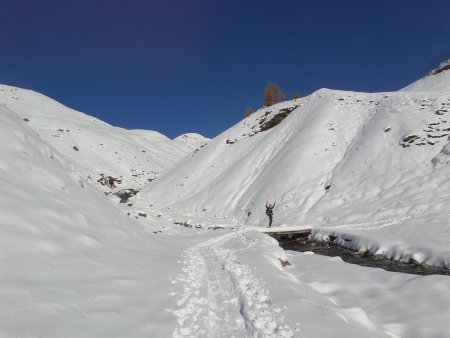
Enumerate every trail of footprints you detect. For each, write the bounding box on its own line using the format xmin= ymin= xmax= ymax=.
xmin=170 ymin=233 xmax=294 ymax=337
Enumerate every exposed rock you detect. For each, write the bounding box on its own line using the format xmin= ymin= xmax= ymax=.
xmin=97 ymin=174 xmax=122 ymax=188
xmin=113 ymin=188 xmax=138 ymax=203
xmin=226 ymin=138 xmax=236 ymax=144
xmin=354 ymin=250 xmax=367 ymax=258
xmin=428 ymin=59 xmax=450 ymax=75
xmin=374 ymin=254 xmax=385 ymax=261
xmin=259 ymin=105 xmax=298 ymax=132
xmin=279 ymin=258 xmax=291 ymax=267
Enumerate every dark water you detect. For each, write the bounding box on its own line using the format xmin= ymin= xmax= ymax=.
xmin=276 ymin=237 xmax=449 ymax=276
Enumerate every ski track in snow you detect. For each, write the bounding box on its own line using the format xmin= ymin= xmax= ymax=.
xmin=170 ymin=231 xmax=294 ymax=338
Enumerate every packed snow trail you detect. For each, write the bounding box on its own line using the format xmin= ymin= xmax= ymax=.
xmin=171 ymin=231 xmax=294 ymax=337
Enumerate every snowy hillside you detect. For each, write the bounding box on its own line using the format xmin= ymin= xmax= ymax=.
xmin=403 ymin=58 xmax=450 ymax=92
xmin=1 ymin=64 xmax=450 ymax=338
xmin=0 ymin=84 xmax=193 ymax=195
xmin=3 ymin=99 xmax=411 ymax=338
xmin=139 ymin=78 xmax=450 ymax=222
xmin=0 ymin=104 xmax=185 ymax=336
xmin=136 ymin=67 xmax=450 ymax=266
xmin=174 ymin=132 xmax=209 ymax=151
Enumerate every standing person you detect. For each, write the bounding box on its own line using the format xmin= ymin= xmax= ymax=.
xmin=265 ymin=202 xmax=275 ymax=227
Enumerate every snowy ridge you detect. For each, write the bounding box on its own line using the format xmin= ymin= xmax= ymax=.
xmin=428 ymin=58 xmax=450 ymax=76
xmin=134 ymin=71 xmax=450 ymax=269
xmin=0 ymin=84 xmax=193 ymax=195
xmin=174 ymin=133 xmax=210 ymax=151
xmin=403 ymin=59 xmax=450 ymax=92
xmin=139 ymin=87 xmax=450 ymax=225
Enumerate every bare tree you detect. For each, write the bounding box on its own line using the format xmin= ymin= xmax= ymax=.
xmin=292 ymin=91 xmax=301 ymax=99
xmin=264 ymin=82 xmax=285 ymax=107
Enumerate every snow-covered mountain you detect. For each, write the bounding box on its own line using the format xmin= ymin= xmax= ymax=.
xmin=0 ymin=84 xmax=194 ymax=194
xmin=136 ymin=66 xmax=450 ymax=232
xmin=404 ymin=58 xmax=450 ymax=92
xmin=174 ymin=132 xmax=209 ymax=151
xmin=0 ymin=103 xmax=182 ymax=336
xmin=1 ymin=62 xmax=450 ymax=338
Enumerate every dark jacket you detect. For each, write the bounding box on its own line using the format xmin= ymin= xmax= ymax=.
xmin=266 ymin=203 xmax=275 ymax=216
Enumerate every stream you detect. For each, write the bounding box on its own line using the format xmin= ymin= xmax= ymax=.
xmin=275 ymin=236 xmax=449 ymax=276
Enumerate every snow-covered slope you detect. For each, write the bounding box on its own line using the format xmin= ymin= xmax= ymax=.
xmin=1 ymin=66 xmax=450 ymax=337
xmin=3 ymin=101 xmax=396 ymax=337
xmin=0 ymin=104 xmax=183 ymax=337
xmin=174 ymin=132 xmax=209 ymax=151
xmin=138 ymin=76 xmax=450 ymax=223
xmin=403 ymin=59 xmax=450 ymax=92
xmin=0 ymin=84 xmax=192 ymax=195
xmin=134 ymin=66 xmax=450 ymax=266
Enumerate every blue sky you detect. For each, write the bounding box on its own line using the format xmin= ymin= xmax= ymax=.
xmin=1 ymin=0 xmax=449 ymax=138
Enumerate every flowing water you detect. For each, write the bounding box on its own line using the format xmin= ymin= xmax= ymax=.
xmin=275 ymin=236 xmax=449 ymax=276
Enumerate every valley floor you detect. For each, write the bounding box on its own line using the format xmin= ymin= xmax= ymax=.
xmin=165 ymin=226 xmax=450 ymax=338
xmin=2 ymin=218 xmax=450 ymax=338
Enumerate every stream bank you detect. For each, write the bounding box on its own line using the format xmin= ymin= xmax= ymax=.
xmin=271 ymin=234 xmax=449 ymax=276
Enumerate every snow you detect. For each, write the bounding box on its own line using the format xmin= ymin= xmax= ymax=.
xmin=174 ymin=133 xmax=209 ymax=151
xmin=136 ymin=70 xmax=450 ymax=269
xmin=1 ymin=62 xmax=450 ymax=337
xmin=0 ymin=84 xmax=193 ymax=195
xmin=403 ymin=60 xmax=450 ymax=92
xmin=286 ymin=251 xmax=450 ymax=338
xmin=170 ymin=231 xmax=293 ymax=337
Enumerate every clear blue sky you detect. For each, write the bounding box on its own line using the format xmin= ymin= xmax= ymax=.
xmin=1 ymin=0 xmax=449 ymax=138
